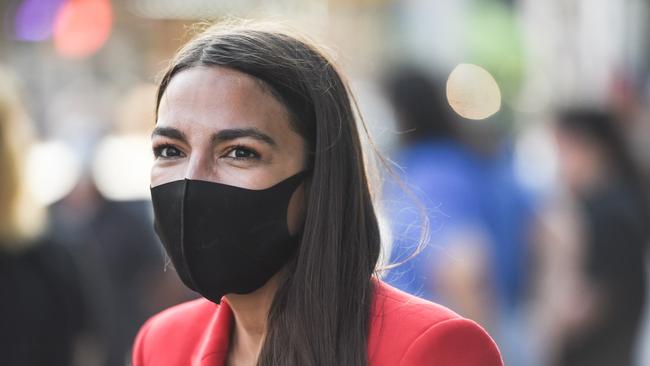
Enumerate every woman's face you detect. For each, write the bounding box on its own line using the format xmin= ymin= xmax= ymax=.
xmin=151 ymin=66 xmax=308 ymax=232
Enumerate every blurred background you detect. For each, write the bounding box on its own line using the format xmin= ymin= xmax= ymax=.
xmin=0 ymin=0 xmax=649 ymax=365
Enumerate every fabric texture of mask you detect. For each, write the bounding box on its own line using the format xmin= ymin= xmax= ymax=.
xmin=150 ymin=172 xmax=306 ymax=304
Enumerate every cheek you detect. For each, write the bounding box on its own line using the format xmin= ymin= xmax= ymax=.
xmin=150 ymin=161 xmax=187 ymax=187
xmin=217 ymin=169 xmax=278 ymax=190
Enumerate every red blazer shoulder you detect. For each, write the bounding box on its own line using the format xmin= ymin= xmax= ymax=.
xmin=133 ymin=280 xmax=503 ymax=366
xmin=368 ymin=280 xmax=503 ymax=366
xmin=133 ymin=298 xmax=228 ymax=366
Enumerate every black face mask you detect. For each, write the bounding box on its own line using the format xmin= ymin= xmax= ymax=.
xmin=150 ymin=172 xmax=306 ymax=304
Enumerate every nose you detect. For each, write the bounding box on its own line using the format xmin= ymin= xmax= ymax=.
xmin=184 ymin=152 xmax=215 ymax=182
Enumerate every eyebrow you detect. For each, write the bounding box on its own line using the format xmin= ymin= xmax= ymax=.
xmin=151 ymin=126 xmax=187 ymax=142
xmin=151 ymin=126 xmax=277 ymax=147
xmin=211 ymin=128 xmax=277 ymax=147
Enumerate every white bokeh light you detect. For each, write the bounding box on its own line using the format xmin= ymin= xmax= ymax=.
xmin=446 ymin=63 xmax=502 ymax=120
xmin=25 ymin=140 xmax=81 ymax=205
xmin=92 ymin=134 xmax=153 ymax=201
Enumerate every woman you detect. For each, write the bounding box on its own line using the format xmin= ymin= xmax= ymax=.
xmin=133 ymin=21 xmax=502 ymax=366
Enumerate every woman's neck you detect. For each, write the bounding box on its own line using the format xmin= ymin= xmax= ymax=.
xmin=225 ymin=272 xmax=283 ymax=366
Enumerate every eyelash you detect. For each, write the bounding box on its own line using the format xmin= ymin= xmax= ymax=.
xmin=152 ymin=144 xmax=260 ymax=162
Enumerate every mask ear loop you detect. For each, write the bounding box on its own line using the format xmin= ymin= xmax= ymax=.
xmin=164 ymin=251 xmax=173 ymax=272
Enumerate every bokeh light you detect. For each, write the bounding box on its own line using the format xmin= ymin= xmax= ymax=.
xmin=13 ymin=0 xmax=65 ymax=41
xmin=53 ymin=0 xmax=113 ymax=59
xmin=25 ymin=140 xmax=81 ymax=205
xmin=128 ymin=0 xmax=252 ymax=19
xmin=92 ymin=135 xmax=153 ymax=201
xmin=446 ymin=63 xmax=502 ymax=120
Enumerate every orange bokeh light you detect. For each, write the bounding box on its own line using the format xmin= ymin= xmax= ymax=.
xmin=53 ymin=0 xmax=112 ymax=59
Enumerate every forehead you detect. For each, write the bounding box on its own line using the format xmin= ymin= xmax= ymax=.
xmin=157 ymin=66 xmax=291 ymax=133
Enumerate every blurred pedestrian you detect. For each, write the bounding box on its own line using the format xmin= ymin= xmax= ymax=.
xmin=381 ymin=66 xmax=535 ymax=365
xmin=0 ymin=66 xmax=86 ymax=366
xmin=551 ymin=108 xmax=649 ymax=366
xmin=381 ymin=66 xmax=496 ymax=324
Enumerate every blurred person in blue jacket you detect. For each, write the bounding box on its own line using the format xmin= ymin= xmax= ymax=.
xmin=381 ymin=67 xmax=492 ymax=322
xmin=381 ymin=66 xmax=534 ymax=364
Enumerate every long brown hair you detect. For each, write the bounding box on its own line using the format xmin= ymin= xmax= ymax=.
xmin=155 ymin=21 xmax=381 ymax=365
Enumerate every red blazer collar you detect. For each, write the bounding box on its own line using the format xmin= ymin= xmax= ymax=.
xmin=193 ymin=298 xmax=233 ymax=366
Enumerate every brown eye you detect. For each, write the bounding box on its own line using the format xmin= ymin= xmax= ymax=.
xmin=154 ymin=145 xmax=183 ymax=158
xmin=226 ymin=146 xmax=259 ymax=160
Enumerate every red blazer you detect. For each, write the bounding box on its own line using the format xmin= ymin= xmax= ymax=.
xmin=133 ymin=280 xmax=503 ymax=365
